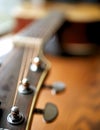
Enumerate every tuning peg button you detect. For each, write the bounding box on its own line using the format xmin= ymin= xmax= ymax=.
xmin=30 ymin=56 xmax=45 ymax=72
xmin=44 ymin=82 xmax=66 ymax=95
xmin=51 ymin=82 xmax=66 ymax=95
xmin=34 ymin=103 xmax=58 ymax=123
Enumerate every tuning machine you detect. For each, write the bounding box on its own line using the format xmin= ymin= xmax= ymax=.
xmin=18 ymin=78 xmax=35 ymax=94
xmin=34 ymin=103 xmax=58 ymax=123
xmin=43 ymin=82 xmax=66 ymax=95
xmin=7 ymin=106 xmax=24 ymax=125
xmin=30 ymin=56 xmax=45 ymax=72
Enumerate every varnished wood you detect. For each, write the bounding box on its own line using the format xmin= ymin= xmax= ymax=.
xmin=0 ymin=11 xmax=65 ymax=129
xmin=31 ymin=54 xmax=100 ymax=130
xmin=0 ymin=9 xmax=100 ymax=130
xmin=0 ymin=39 xmax=100 ymax=130
xmin=0 ymin=47 xmax=24 ymax=127
xmin=0 ymin=47 xmax=50 ymax=129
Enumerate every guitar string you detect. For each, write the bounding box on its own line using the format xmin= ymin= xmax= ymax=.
xmin=13 ymin=25 xmax=44 ymax=106
xmin=32 ymin=15 xmax=55 ymax=57
xmin=13 ymin=43 xmax=39 ymax=106
xmin=13 ymin=46 xmax=29 ymax=106
xmin=33 ymin=17 xmax=52 ymax=56
xmin=31 ymin=22 xmax=44 ymax=58
xmin=12 ymin=15 xmax=57 ymax=106
xmin=13 ymin=48 xmax=33 ymax=106
xmin=23 ymin=47 xmax=34 ymax=78
xmin=23 ymin=19 xmax=47 ymax=77
xmin=30 ymin=14 xmax=59 ymax=58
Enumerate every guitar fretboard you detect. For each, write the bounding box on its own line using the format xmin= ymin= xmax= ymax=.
xmin=13 ymin=10 xmax=65 ymax=46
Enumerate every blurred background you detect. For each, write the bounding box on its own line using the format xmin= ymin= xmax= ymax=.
xmin=0 ymin=0 xmax=99 ymax=56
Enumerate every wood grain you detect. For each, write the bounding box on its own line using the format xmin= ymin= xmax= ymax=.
xmin=0 ymin=41 xmax=99 ymax=130
xmin=31 ymin=54 xmax=100 ymax=130
xmin=0 ymin=47 xmax=24 ymax=128
xmin=0 ymin=47 xmax=50 ymax=129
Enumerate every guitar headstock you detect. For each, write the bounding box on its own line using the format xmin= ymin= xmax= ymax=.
xmin=0 ymin=10 xmax=65 ymax=130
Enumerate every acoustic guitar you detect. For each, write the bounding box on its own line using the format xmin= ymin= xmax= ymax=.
xmin=0 ymin=10 xmax=100 ymax=130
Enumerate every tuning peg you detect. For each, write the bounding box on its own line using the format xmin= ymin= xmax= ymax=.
xmin=30 ymin=56 xmax=45 ymax=72
xmin=34 ymin=103 xmax=58 ymax=123
xmin=7 ymin=106 xmax=24 ymax=125
xmin=18 ymin=78 xmax=34 ymax=94
xmin=43 ymin=82 xmax=66 ymax=95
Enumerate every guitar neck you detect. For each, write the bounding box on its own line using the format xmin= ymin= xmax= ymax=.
xmin=13 ymin=10 xmax=65 ymax=47
xmin=0 ymin=10 xmax=65 ymax=130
